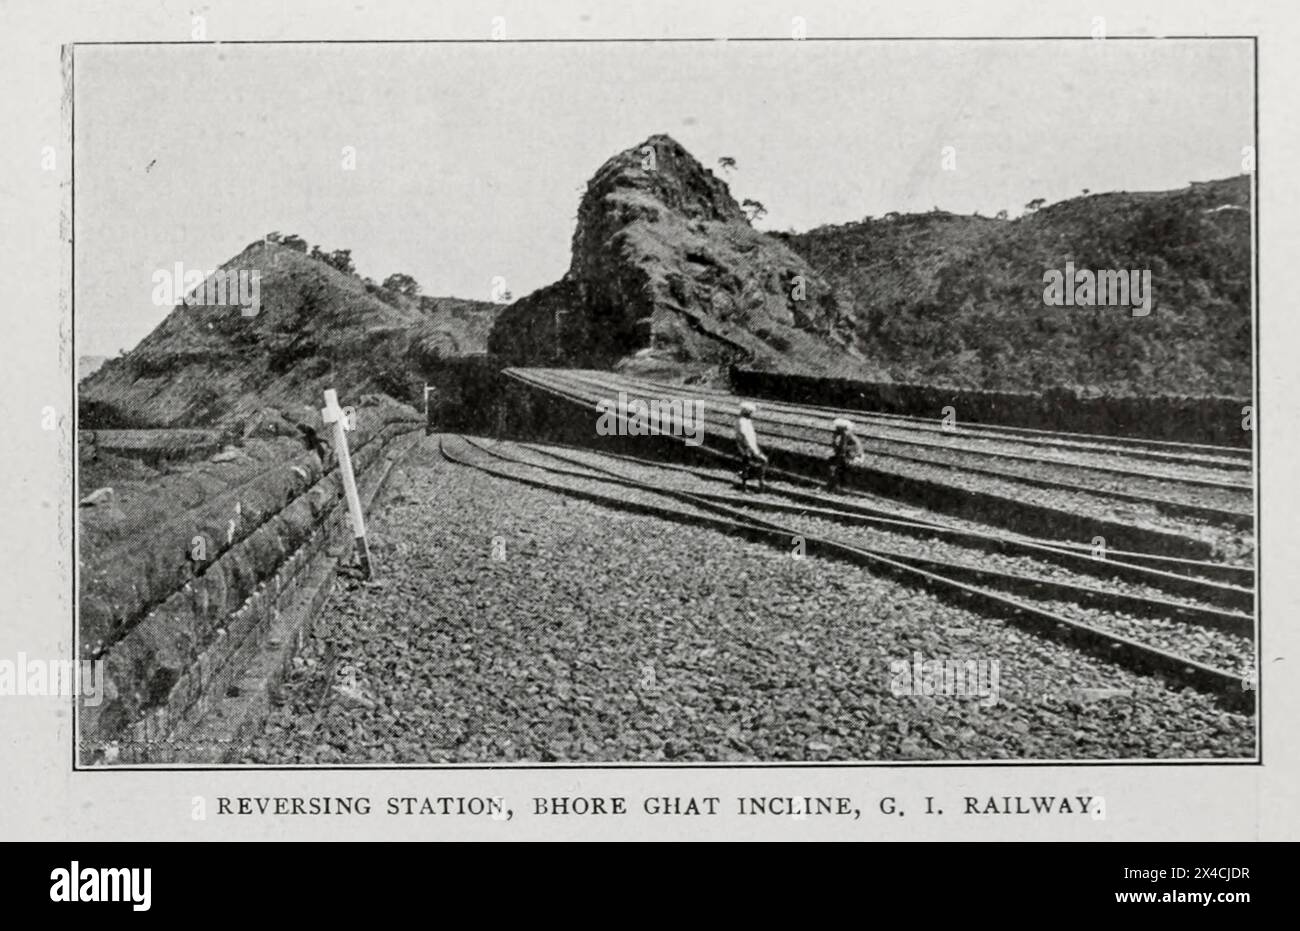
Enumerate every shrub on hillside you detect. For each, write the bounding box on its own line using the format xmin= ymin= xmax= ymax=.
xmin=382 ymin=273 xmax=421 ymax=297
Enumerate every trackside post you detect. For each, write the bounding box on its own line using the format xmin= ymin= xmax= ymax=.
xmin=322 ymin=388 xmax=373 ymax=578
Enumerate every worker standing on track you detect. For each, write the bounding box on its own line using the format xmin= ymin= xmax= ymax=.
xmin=827 ymin=417 xmax=865 ymax=493
xmin=735 ymin=401 xmax=769 ymax=492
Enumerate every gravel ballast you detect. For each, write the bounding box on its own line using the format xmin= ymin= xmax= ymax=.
xmin=242 ymin=437 xmax=1255 ymax=763
xmin=470 ymin=441 xmax=1256 ymax=674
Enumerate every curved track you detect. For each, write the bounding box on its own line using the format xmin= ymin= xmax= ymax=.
xmin=440 ymin=434 xmax=1256 ymax=713
xmin=518 ymin=369 xmax=1253 ymax=525
xmin=617 ymin=371 xmax=1253 ymax=468
xmin=513 ymin=440 xmax=1255 ymax=609
xmin=569 ymin=443 xmax=1255 ymax=592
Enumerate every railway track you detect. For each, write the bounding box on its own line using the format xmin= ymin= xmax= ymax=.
xmin=549 ymin=369 xmax=1252 ymax=473
xmin=617 ymin=371 xmax=1253 ymax=470
xmin=526 ymin=369 xmax=1253 ymax=523
xmin=511 ymin=441 xmax=1256 ymax=609
xmin=506 ymin=367 xmax=1255 ymax=556
xmin=579 ymin=370 xmax=1254 ymax=480
xmin=504 ymin=370 xmax=1256 ymax=566
xmin=555 ymin=442 xmax=1255 ymax=592
xmin=439 ymin=434 xmax=1256 ymax=713
xmin=621 ymin=374 xmax=1258 ymax=494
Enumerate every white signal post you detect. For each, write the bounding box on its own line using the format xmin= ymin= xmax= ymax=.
xmin=322 ymin=388 xmax=373 ymax=579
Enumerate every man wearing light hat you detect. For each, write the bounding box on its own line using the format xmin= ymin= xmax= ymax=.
xmin=827 ymin=417 xmax=865 ymax=492
xmin=735 ymin=401 xmax=768 ymax=492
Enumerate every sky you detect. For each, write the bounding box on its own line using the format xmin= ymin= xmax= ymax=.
xmin=74 ymin=38 xmax=1254 ymax=357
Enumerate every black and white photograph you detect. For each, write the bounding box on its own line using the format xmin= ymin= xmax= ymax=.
xmin=66 ymin=33 xmax=1259 ymax=770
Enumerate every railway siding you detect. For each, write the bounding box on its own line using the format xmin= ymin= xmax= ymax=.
xmin=504 ymin=368 xmax=1254 ymax=562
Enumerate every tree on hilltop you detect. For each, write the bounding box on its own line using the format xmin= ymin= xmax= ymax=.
xmin=326 ymin=249 xmax=355 ymax=275
xmin=308 ymin=245 xmax=355 ymax=275
xmin=383 ymin=273 xmax=421 ymax=297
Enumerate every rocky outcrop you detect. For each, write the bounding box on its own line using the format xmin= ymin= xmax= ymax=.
xmin=489 ymin=134 xmax=861 ymax=376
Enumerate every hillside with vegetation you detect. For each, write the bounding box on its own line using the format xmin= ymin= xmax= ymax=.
xmin=776 ymin=175 xmax=1251 ymax=397
xmin=79 ymin=239 xmax=503 ymax=430
xmin=81 ymin=152 xmax=1253 ymax=436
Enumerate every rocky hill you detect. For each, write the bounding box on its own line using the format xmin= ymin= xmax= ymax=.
xmin=79 ymin=241 xmax=503 ymax=430
xmin=82 ymin=147 xmax=1251 ymax=425
xmin=488 ymin=134 xmax=865 ymax=380
xmin=488 ymin=136 xmax=1249 ymax=396
xmin=777 ymin=176 xmax=1252 ymax=396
